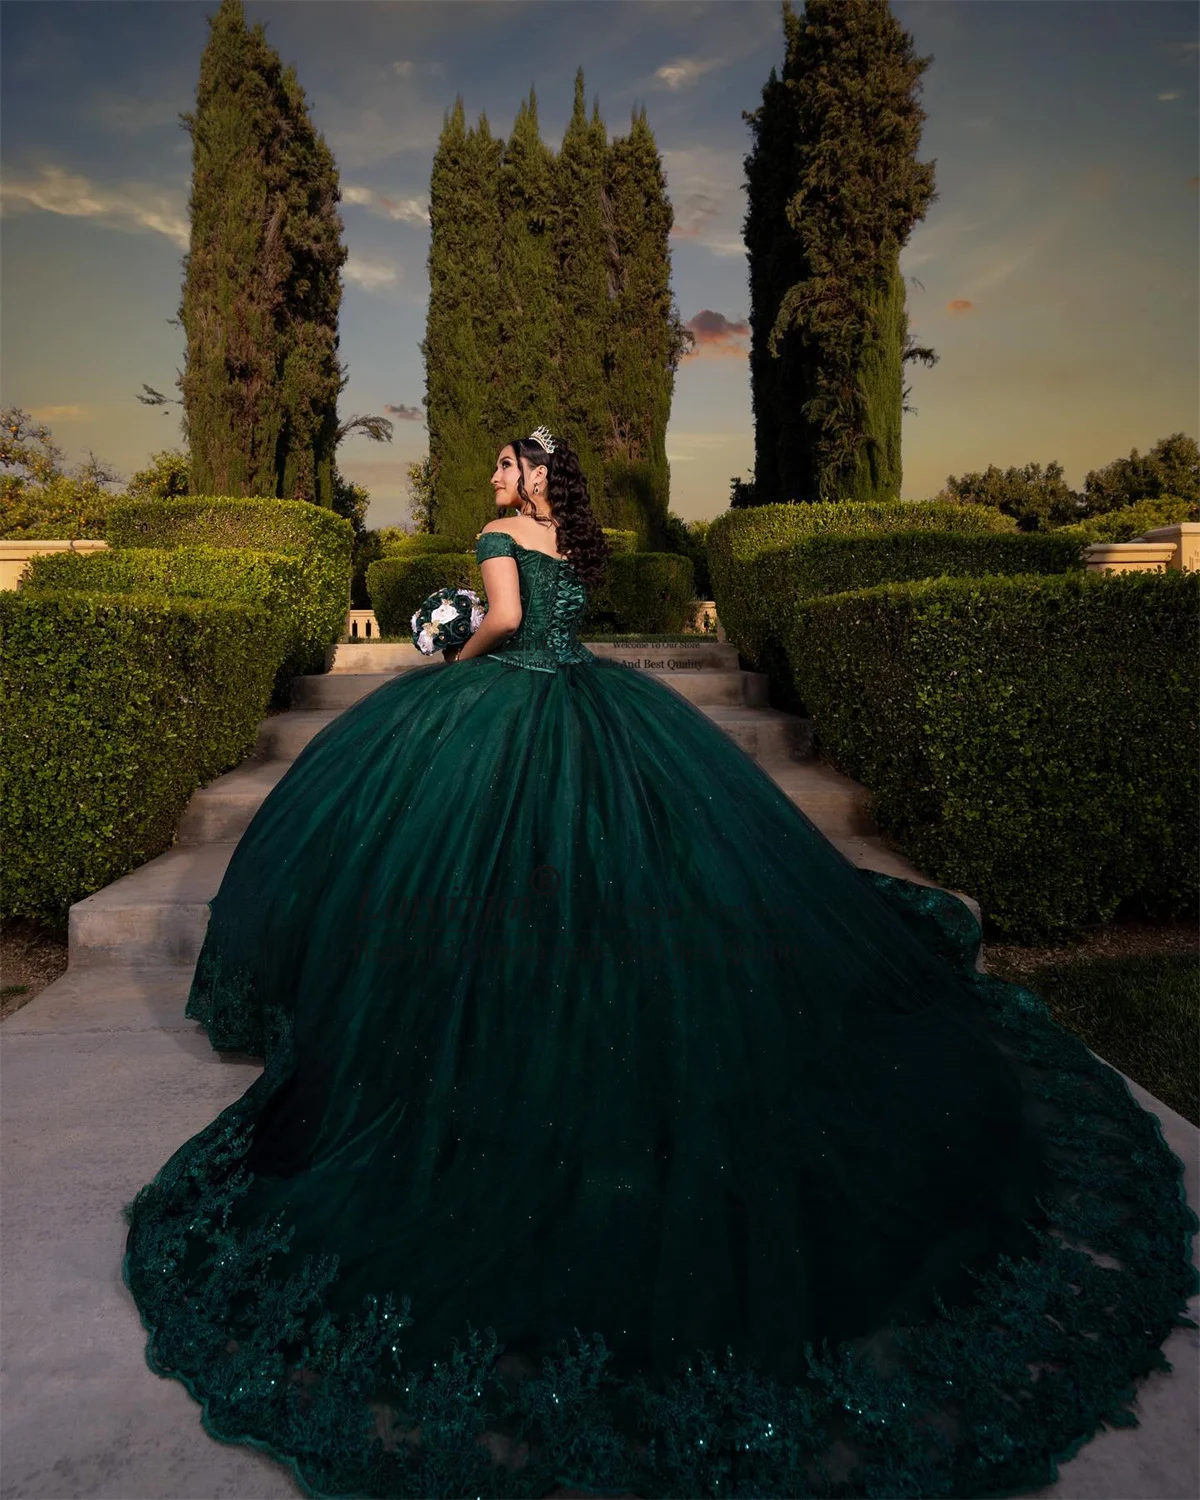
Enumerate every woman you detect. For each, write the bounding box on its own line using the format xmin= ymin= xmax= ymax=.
xmin=123 ymin=428 xmax=1197 ymax=1500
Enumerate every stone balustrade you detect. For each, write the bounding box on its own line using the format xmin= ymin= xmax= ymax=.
xmin=1083 ymin=522 xmax=1197 ymax=575
xmin=0 ymin=538 xmax=110 ymax=591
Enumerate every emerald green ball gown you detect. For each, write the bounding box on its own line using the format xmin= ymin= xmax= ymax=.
xmin=122 ymin=530 xmax=1197 ymax=1499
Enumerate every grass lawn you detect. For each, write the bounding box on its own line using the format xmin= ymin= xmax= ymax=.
xmin=985 ymin=944 xmax=1198 ymax=1126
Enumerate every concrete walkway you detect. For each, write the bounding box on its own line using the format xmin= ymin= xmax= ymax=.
xmin=2 ymin=641 xmax=1196 ymax=1497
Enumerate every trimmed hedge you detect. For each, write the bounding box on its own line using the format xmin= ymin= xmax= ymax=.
xmin=581 ymin=553 xmax=695 ymax=635
xmin=1053 ymin=495 xmax=1197 ymax=545
xmin=0 ymin=589 xmax=284 ymax=927
xmin=707 ymin=501 xmax=1017 ymax=673
xmin=368 ymin=553 xmax=479 ymax=637
xmin=788 ymin=569 xmax=1198 ymax=941
xmin=22 ymin=545 xmax=307 ymax=703
xmin=107 ymin=496 xmax=353 ymax=676
xmin=772 ymin=530 xmax=1084 ymax=602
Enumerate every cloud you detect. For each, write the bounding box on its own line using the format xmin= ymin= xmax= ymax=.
xmin=343 ymin=255 xmax=402 ymax=291
xmin=682 ymin=309 xmax=749 ymax=359
xmin=660 ymin=146 xmax=749 ymax=259
xmin=655 ymin=56 xmax=728 ymax=92
xmin=0 ymin=164 xmax=188 ymax=247
xmin=391 ymin=59 xmax=445 ymax=80
xmin=27 ymin=404 xmax=93 ymax=423
xmin=383 ymin=404 xmax=425 ymax=422
xmin=342 ymin=183 xmax=429 ymax=225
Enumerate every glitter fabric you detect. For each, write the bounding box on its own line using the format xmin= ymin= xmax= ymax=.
xmin=124 ymin=533 xmax=1197 ymax=1499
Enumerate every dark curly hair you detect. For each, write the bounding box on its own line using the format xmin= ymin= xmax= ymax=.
xmin=503 ymin=434 xmax=610 ymax=594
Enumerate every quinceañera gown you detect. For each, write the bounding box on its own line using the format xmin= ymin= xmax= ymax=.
xmin=123 ymin=530 xmax=1197 ymax=1500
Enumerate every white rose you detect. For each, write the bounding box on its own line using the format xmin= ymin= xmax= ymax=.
xmin=430 ymin=601 xmax=458 ymax=625
xmin=417 ymin=626 xmax=437 ymax=654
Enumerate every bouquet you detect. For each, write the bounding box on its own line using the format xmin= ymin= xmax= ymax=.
xmin=411 ymin=587 xmax=485 ymax=656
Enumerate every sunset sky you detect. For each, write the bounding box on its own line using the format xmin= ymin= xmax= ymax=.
xmin=1 ymin=0 xmax=1196 ymax=527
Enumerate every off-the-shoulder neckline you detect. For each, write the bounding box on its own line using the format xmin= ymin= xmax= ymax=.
xmin=478 ymin=529 xmax=572 ymax=567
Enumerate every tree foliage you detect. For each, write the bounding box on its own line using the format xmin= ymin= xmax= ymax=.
xmin=743 ymin=0 xmax=939 ymax=504
xmin=422 ymin=71 xmax=688 ymax=544
xmin=177 ymin=0 xmax=348 ymax=505
xmin=935 ymin=433 xmax=1199 ymax=531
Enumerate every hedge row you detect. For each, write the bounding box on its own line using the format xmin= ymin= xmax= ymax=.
xmin=22 ymin=546 xmax=309 ymax=705
xmin=0 ymin=589 xmax=285 ymax=927
xmin=788 ymin=569 xmax=1198 ymax=940
xmin=772 ymin=530 xmax=1084 ymax=602
xmin=108 ymin=496 xmax=353 ymax=677
xmin=706 ymin=501 xmax=1018 ymax=674
xmin=1053 ymin=495 xmax=1197 ymax=545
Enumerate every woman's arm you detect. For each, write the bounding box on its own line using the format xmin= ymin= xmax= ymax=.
xmin=452 ymin=554 xmax=522 ymax=661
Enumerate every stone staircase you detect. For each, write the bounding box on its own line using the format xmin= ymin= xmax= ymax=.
xmin=66 ymin=638 xmax=976 ymax=973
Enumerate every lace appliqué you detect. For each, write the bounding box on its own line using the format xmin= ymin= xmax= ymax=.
xmin=127 ymin=881 xmax=1199 ymax=1500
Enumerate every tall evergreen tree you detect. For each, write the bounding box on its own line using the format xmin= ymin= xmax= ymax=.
xmin=743 ymin=0 xmax=938 ymax=503
xmin=490 ymin=90 xmax=560 ymax=464
xmin=421 ymin=77 xmax=688 ymax=542
xmin=603 ymin=106 xmax=693 ymax=545
xmin=273 ymin=63 xmax=349 ymax=507
xmin=420 ymin=101 xmax=504 ymax=541
xmin=177 ymin=0 xmax=350 ymax=504
xmin=552 ymin=73 xmax=610 ymax=518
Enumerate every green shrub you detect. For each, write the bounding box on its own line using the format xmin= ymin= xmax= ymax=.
xmin=601 ymin=528 xmax=639 ymax=555
xmin=0 ymin=474 xmax=129 ymax=540
xmin=107 ymin=496 xmax=353 ymax=676
xmin=660 ymin=515 xmax=712 ymax=596
xmin=707 ymin=500 xmax=1016 ymax=676
xmin=788 ymin=569 xmax=1198 ymax=941
xmin=368 ymin=553 xmax=480 ymax=636
xmin=1053 ymin=495 xmax=1197 ymax=545
xmin=350 ymin=530 xmax=466 ymax=608
xmin=581 ymin=553 xmax=695 ymax=635
xmin=0 ymin=588 xmax=284 ymax=927
xmin=774 ymin=530 xmax=1084 ymax=603
xmin=22 ymin=545 xmax=306 ymax=703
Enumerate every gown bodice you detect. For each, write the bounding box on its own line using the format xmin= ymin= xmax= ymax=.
xmin=474 ymin=529 xmax=596 ymax=673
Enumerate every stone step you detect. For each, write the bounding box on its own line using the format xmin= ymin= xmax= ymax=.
xmin=699 ymin=705 xmax=814 ymax=766
xmin=325 ymin=638 xmax=742 ymax=674
xmin=69 ymin=843 xmax=236 ymax=969
xmin=177 ymin=760 xmax=291 ymax=845
xmin=291 ymin=667 xmax=768 ymax=711
xmin=253 ymin=709 xmax=340 ymax=763
xmin=767 ymin=760 xmax=878 ymax=838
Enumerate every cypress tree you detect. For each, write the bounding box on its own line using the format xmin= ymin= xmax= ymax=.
xmin=552 ymin=73 xmax=610 ymax=519
xmin=490 ymin=90 xmax=560 ymax=460
xmin=603 ymin=105 xmax=691 ymax=545
xmin=178 ymin=0 xmax=349 ymax=504
xmin=744 ymin=0 xmax=938 ymax=503
xmin=273 ymin=63 xmax=348 ymax=507
xmin=420 ymin=101 xmax=504 ymax=541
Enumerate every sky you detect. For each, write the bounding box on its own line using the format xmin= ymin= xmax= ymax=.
xmin=1 ymin=0 xmax=1196 ymax=529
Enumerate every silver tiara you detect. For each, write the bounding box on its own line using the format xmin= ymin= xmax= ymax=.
xmin=530 ymin=425 xmax=556 ymax=454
